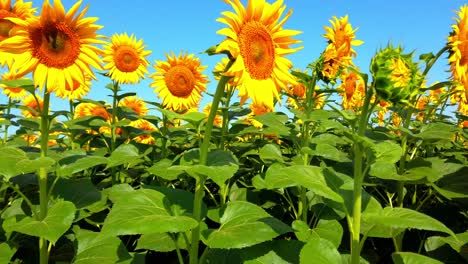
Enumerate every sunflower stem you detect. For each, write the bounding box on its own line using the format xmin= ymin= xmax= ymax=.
xmin=111 ymin=81 xmax=119 ymax=185
xmin=39 ymin=91 xmax=51 ymax=264
xmin=350 ymin=81 xmax=373 ymax=264
xmin=189 ymin=60 xmax=233 ymax=264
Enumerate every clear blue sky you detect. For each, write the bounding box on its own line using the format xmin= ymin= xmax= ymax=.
xmin=2 ymin=0 xmax=467 ymax=113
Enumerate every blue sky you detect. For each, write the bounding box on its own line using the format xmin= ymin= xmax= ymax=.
xmin=2 ymin=0 xmax=468 ymax=113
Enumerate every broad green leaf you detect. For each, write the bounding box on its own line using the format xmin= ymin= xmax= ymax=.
xmin=369 ymin=161 xmax=407 ymax=181
xmin=310 ymin=133 xmax=349 ymax=146
xmin=0 ymin=146 xmax=28 ymax=180
xmin=107 ymin=144 xmax=141 ymax=168
xmin=432 ymin=167 xmax=468 ymax=199
xmin=144 ymin=186 xmax=207 ymax=218
xmin=146 ymin=158 xmax=182 ymax=180
xmin=252 ymin=112 xmax=290 ymax=135
xmin=202 ymin=249 xmax=242 ymax=264
xmin=3 ymin=201 xmax=76 ymax=243
xmin=425 ymin=157 xmax=464 ymax=182
xmin=425 ymin=232 xmax=468 ymax=254
xmin=102 ymin=188 xmax=198 ymax=236
xmin=202 ymin=201 xmax=291 ymax=249
xmin=292 ymin=220 xmax=312 ymax=242
xmin=185 ymin=150 xmax=239 ymax=186
xmin=299 ymin=233 xmax=341 ymax=264
xmin=368 ymin=140 xmax=402 ymax=164
xmin=15 ymin=156 xmax=55 ymax=174
xmin=240 ymin=240 xmax=304 ymax=264
xmin=360 ymin=196 xmax=400 ymax=238
xmin=312 ymin=143 xmax=350 ymax=162
xmin=265 ymin=165 xmax=343 ymax=203
xmin=362 ymin=207 xmax=455 ymax=237
xmin=181 ymin=111 xmax=207 ymax=124
xmin=52 ymin=178 xmax=102 ymax=209
xmin=340 ymin=254 xmax=370 ymax=264
xmin=416 ymin=122 xmax=458 ymax=143
xmin=136 ymin=233 xmax=186 ymax=252
xmin=259 ymin=144 xmax=284 ymax=163
xmin=292 ymin=219 xmax=343 ymax=248
xmin=56 ymin=155 xmax=108 ymax=177
xmin=73 ymin=228 xmax=130 ymax=264
xmin=0 ymin=243 xmax=16 ymax=264
xmin=392 ymin=252 xmax=443 ymax=264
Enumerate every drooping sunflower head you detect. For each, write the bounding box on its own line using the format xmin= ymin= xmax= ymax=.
xmin=216 ymin=0 xmax=302 ymax=111
xmin=319 ymin=15 xmax=363 ymax=82
xmin=0 ymin=71 xmax=28 ymax=99
xmin=0 ymin=0 xmax=35 ymax=67
xmin=0 ymin=0 xmax=104 ymax=93
xmin=150 ymin=52 xmax=209 ymax=112
xmin=129 ymin=119 xmax=157 ymax=145
xmin=55 ymin=73 xmax=91 ymax=101
xmin=370 ymin=44 xmax=422 ymax=105
xmin=102 ymin=33 xmax=152 ymax=84
xmin=203 ymin=103 xmax=223 ymax=127
xmin=21 ymin=93 xmax=42 ymax=118
xmin=118 ymin=96 xmax=149 ymax=116
xmin=74 ymin=102 xmax=109 ymax=120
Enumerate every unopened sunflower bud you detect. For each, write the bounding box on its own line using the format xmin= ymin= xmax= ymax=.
xmin=370 ymin=45 xmax=422 ymax=105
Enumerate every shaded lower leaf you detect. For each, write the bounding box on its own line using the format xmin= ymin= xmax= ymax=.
xmin=202 ymin=201 xmax=291 ymax=249
xmin=240 ymin=240 xmax=304 ymax=264
xmin=3 ymin=201 xmax=76 ymax=243
xmin=0 ymin=243 xmax=16 ymax=264
xmin=52 ymin=178 xmax=102 ymax=209
xmin=300 ymin=233 xmax=341 ymax=264
xmin=136 ymin=232 xmax=186 ymax=252
xmin=425 ymin=232 xmax=468 ymax=255
xmin=392 ymin=252 xmax=443 ymax=264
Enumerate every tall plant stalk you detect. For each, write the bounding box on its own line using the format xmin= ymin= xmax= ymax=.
xmin=38 ymin=91 xmax=51 ymax=264
xmin=189 ymin=60 xmax=233 ymax=264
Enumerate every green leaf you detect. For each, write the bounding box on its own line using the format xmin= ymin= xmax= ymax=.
xmin=360 ymin=196 xmax=400 ymax=238
xmin=16 ymin=157 xmax=56 ymax=174
xmin=3 ymin=201 xmax=76 ymax=243
xmin=181 ymin=111 xmax=207 ymax=124
xmin=56 ymin=155 xmax=108 ymax=177
xmin=369 ymin=161 xmax=407 ymax=181
xmin=0 ymin=146 xmax=28 ymax=180
xmin=432 ymin=167 xmax=468 ymax=199
xmin=202 ymin=249 xmax=242 ymax=264
xmin=300 ymin=233 xmax=341 ymax=264
xmin=425 ymin=232 xmax=468 ymax=254
xmin=416 ymin=122 xmax=458 ymax=143
xmin=185 ymin=150 xmax=239 ymax=186
xmin=146 ymin=159 xmax=182 ymax=180
xmin=107 ymin=144 xmax=141 ymax=168
xmin=265 ymin=165 xmax=343 ymax=203
xmin=310 ymin=133 xmax=349 ymax=147
xmin=292 ymin=219 xmax=343 ymax=248
xmin=52 ymin=178 xmax=102 ymax=209
xmin=102 ymin=187 xmax=198 ymax=236
xmin=311 ymin=144 xmax=350 ymax=162
xmin=362 ymin=207 xmax=455 ymax=237
xmin=252 ymin=112 xmax=290 ymax=135
xmin=202 ymin=201 xmax=291 ymax=249
xmin=136 ymin=233 xmax=186 ymax=252
xmin=369 ymin=140 xmax=402 ymax=164
xmin=73 ymin=228 xmax=130 ymax=264
xmin=425 ymin=157 xmax=464 ymax=182
xmin=259 ymin=144 xmax=284 ymax=163
xmin=240 ymin=240 xmax=304 ymax=264
xmin=0 ymin=243 xmax=16 ymax=264
xmin=392 ymin=252 xmax=443 ymax=264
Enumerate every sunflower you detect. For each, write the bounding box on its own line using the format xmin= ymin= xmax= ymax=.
xmin=0 ymin=0 xmax=104 ymax=93
xmin=321 ymin=15 xmax=363 ymax=81
xmin=129 ymin=119 xmax=157 ymax=145
xmin=216 ymin=0 xmax=302 ymax=111
xmin=151 ymin=52 xmax=209 ymax=112
xmin=102 ymin=33 xmax=151 ymax=84
xmin=118 ymin=96 xmax=148 ymax=116
xmin=54 ymin=73 xmax=91 ymax=100
xmin=0 ymin=0 xmax=35 ymax=67
xmin=245 ymin=102 xmax=271 ymax=128
xmin=203 ymin=103 xmax=223 ymax=127
xmin=339 ymin=69 xmax=365 ymax=111
xmin=21 ymin=93 xmax=42 ymax=118
xmin=74 ymin=102 xmax=113 ymax=134
xmin=388 ymin=58 xmax=411 ymax=88
xmin=376 ymin=100 xmax=390 ymax=126
xmin=0 ymin=71 xmax=27 ymax=99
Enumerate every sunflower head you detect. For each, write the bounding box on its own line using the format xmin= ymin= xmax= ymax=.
xmin=21 ymin=93 xmax=42 ymax=118
xmin=118 ymin=96 xmax=148 ymax=116
xmin=215 ymin=0 xmax=302 ymax=111
xmin=370 ymin=45 xmax=422 ymax=105
xmin=1 ymin=71 xmax=28 ymax=99
xmin=0 ymin=0 xmax=104 ymax=93
xmin=0 ymin=0 xmax=36 ymax=67
xmin=203 ymin=103 xmax=223 ymax=127
xmin=103 ymin=33 xmax=152 ymax=84
xmin=129 ymin=119 xmax=157 ymax=145
xmin=55 ymin=73 xmax=91 ymax=101
xmin=339 ymin=69 xmax=366 ymax=111
xmin=151 ymin=52 xmax=209 ymax=112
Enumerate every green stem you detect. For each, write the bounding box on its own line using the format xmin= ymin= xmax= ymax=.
xmin=189 ymin=60 xmax=233 ymax=264
xmin=219 ymin=87 xmax=233 ymax=150
xmin=111 ymin=81 xmax=119 ymax=185
xmin=350 ymin=82 xmax=373 ymax=264
xmin=3 ymin=97 xmax=12 ymax=143
xmin=39 ymin=91 xmax=51 ymax=264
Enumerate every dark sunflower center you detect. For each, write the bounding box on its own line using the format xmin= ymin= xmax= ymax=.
xmin=165 ymin=65 xmax=195 ymax=97
xmin=114 ymin=46 xmax=140 ymax=72
xmin=0 ymin=19 xmax=14 ymax=40
xmin=31 ymin=22 xmax=81 ymax=69
xmin=238 ymin=21 xmax=275 ymax=80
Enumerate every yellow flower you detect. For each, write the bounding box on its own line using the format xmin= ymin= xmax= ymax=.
xmin=388 ymin=58 xmax=411 ymax=88
xmin=102 ymin=33 xmax=151 ymax=84
xmin=415 ymin=96 xmax=429 ymax=121
xmin=0 ymin=0 xmax=36 ymax=67
xmin=0 ymin=0 xmax=104 ymax=93
xmin=203 ymin=103 xmax=223 ymax=127
xmin=376 ymin=100 xmax=390 ymax=126
xmin=216 ymin=0 xmax=302 ymax=111
xmin=321 ymin=15 xmax=363 ymax=81
xmin=286 ymin=69 xmax=324 ymax=110
xmin=246 ymin=102 xmax=270 ymax=128
xmin=74 ymin=102 xmax=109 ymax=120
xmin=151 ymin=52 xmax=209 ymax=112
xmin=54 ymin=73 xmax=91 ymax=100
xmin=129 ymin=119 xmax=157 ymax=145
xmin=118 ymin=96 xmax=148 ymax=116
xmin=22 ymin=93 xmax=42 ymax=118
xmin=0 ymin=71 xmax=27 ymax=99
xmin=339 ymin=69 xmax=365 ymax=111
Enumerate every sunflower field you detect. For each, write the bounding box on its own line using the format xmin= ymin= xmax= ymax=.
xmin=0 ymin=0 xmax=467 ymax=263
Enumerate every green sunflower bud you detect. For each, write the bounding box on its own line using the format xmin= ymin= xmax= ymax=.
xmin=370 ymin=45 xmax=422 ymax=105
